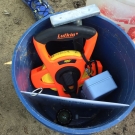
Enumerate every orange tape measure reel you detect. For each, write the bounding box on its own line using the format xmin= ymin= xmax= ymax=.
xmin=31 ymin=25 xmax=103 ymax=98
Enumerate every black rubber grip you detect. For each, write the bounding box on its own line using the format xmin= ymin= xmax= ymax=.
xmin=34 ymin=25 xmax=96 ymax=44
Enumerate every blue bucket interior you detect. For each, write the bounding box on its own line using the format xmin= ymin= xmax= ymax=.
xmin=12 ymin=15 xmax=135 ymax=135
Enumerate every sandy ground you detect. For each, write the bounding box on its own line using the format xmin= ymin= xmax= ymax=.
xmin=0 ymin=0 xmax=135 ymax=135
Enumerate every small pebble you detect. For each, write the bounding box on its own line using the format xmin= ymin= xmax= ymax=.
xmin=2 ymin=10 xmax=11 ymax=16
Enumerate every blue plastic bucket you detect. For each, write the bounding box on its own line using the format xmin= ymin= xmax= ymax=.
xmin=12 ymin=14 xmax=135 ymax=135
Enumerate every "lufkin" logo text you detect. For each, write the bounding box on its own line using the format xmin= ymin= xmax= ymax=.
xmin=57 ymin=32 xmax=78 ymax=39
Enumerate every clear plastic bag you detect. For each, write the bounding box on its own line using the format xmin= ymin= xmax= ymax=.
xmin=86 ymin=0 xmax=135 ymax=43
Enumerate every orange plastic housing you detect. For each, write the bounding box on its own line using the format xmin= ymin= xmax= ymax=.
xmin=31 ymin=32 xmax=103 ymax=97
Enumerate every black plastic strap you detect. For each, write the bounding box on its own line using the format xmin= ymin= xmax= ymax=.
xmin=82 ymin=53 xmax=99 ymax=77
xmin=81 ymin=53 xmax=90 ymax=66
xmin=73 ymin=38 xmax=84 ymax=52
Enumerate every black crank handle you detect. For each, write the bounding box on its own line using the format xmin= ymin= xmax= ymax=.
xmin=34 ymin=25 xmax=97 ymax=44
